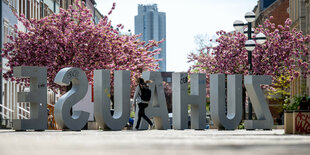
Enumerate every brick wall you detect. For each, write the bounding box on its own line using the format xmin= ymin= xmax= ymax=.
xmin=255 ymin=0 xmax=289 ymax=27
xmin=270 ymin=0 xmax=289 ymax=27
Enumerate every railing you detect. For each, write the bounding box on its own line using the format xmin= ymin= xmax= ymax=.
xmin=0 ymin=104 xmax=13 ymax=119
xmin=18 ymin=114 xmax=28 ymax=119
xmin=0 ymin=103 xmax=31 ymax=120
xmin=0 ymin=104 xmax=14 ymax=112
xmin=0 ymin=112 xmax=11 ymax=119
xmin=0 ymin=79 xmax=60 ymax=128
xmin=17 ymin=105 xmax=30 ymax=119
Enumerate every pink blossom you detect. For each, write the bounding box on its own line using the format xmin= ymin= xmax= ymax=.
xmin=2 ymin=1 xmax=162 ymax=96
xmin=188 ymin=16 xmax=310 ymax=94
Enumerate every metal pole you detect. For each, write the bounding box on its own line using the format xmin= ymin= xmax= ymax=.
xmin=247 ymin=22 xmax=253 ymax=120
xmin=0 ymin=0 xmax=3 ymax=126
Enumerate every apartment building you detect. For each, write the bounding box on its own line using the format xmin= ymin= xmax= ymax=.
xmin=1 ymin=0 xmax=101 ymax=128
xmin=253 ymin=0 xmax=310 ymax=97
xmin=289 ymin=0 xmax=310 ymax=97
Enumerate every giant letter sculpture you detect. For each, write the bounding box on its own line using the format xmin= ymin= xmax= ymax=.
xmin=210 ymin=74 xmax=243 ymax=130
xmin=94 ymin=70 xmax=130 ymax=130
xmin=172 ymin=73 xmax=206 ymax=130
xmin=13 ymin=66 xmax=47 ymax=131
xmin=133 ymin=71 xmax=170 ymax=130
xmin=54 ymin=67 xmax=89 ymax=131
xmin=244 ymin=75 xmax=273 ymax=129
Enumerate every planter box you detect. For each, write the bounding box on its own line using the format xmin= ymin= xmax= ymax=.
xmin=293 ymin=111 xmax=310 ymax=134
xmin=284 ymin=110 xmax=310 ymax=134
xmin=284 ymin=111 xmax=293 ymax=134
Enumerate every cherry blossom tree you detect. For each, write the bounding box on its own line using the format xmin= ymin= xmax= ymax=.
xmin=189 ymin=17 xmax=310 ymax=121
xmin=2 ymin=1 xmax=163 ymax=94
xmin=188 ymin=17 xmax=310 ymax=88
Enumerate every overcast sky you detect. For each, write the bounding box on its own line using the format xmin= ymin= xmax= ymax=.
xmin=96 ymin=0 xmax=258 ymax=72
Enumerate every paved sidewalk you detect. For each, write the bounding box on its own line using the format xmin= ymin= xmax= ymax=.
xmin=0 ymin=129 xmax=309 ymax=155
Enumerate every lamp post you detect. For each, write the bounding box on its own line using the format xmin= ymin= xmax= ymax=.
xmin=233 ymin=12 xmax=266 ymax=120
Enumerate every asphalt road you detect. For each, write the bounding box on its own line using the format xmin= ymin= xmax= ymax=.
xmin=0 ymin=129 xmax=309 ymax=155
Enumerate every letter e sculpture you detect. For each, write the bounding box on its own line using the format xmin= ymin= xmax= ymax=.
xmin=13 ymin=66 xmax=48 ymax=131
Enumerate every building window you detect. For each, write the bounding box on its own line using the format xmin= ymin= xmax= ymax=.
xmin=3 ymin=20 xmax=9 ymax=44
xmin=38 ymin=1 xmax=40 ymax=19
xmin=40 ymin=1 xmax=44 ymax=18
xmin=9 ymin=0 xmax=17 ymax=10
xmin=60 ymin=0 xmax=63 ymax=8
xmin=8 ymin=0 xmax=17 ymax=10
xmin=34 ymin=0 xmax=37 ymax=19
xmin=295 ymin=0 xmax=298 ymax=21
xmin=14 ymin=0 xmax=17 ymax=9
xmin=23 ymin=0 xmax=26 ymax=15
xmin=8 ymin=0 xmax=12 ymax=7
xmin=27 ymin=0 xmax=30 ymax=19
xmin=44 ymin=3 xmax=48 ymax=17
xmin=31 ymin=0 xmax=33 ymax=19
xmin=14 ymin=32 xmax=17 ymax=41
xmin=307 ymin=3 xmax=310 ymax=33
xmin=167 ymin=77 xmax=172 ymax=83
xmin=9 ymin=26 xmax=14 ymax=42
xmin=3 ymin=0 xmax=9 ymax=5
xmin=4 ymin=83 xmax=8 ymax=117
xmin=19 ymin=0 xmax=22 ymax=15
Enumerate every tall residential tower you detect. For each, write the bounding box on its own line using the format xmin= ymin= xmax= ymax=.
xmin=135 ymin=4 xmax=166 ymax=71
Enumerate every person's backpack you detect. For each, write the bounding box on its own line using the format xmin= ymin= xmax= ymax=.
xmin=140 ymin=85 xmax=152 ymax=102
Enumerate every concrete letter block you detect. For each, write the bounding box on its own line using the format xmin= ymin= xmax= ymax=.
xmin=244 ymin=75 xmax=273 ymax=130
xmin=13 ymin=66 xmax=48 ymax=131
xmin=133 ymin=71 xmax=170 ymax=130
xmin=210 ymin=74 xmax=243 ymax=130
xmin=54 ymin=67 xmax=89 ymax=131
xmin=94 ymin=70 xmax=131 ymax=130
xmin=172 ymin=73 xmax=206 ymax=130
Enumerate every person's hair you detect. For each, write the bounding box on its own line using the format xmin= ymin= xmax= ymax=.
xmin=145 ymin=80 xmax=152 ymax=83
xmin=138 ymin=77 xmax=144 ymax=85
xmin=138 ymin=78 xmax=152 ymax=84
xmin=138 ymin=78 xmax=152 ymax=89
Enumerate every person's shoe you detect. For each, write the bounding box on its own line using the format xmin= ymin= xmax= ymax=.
xmin=149 ymin=124 xmax=156 ymax=130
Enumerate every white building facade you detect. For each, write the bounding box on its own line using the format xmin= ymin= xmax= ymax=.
xmin=1 ymin=0 xmax=100 ymax=129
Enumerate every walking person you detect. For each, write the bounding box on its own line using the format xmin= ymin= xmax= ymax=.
xmin=300 ymin=96 xmax=310 ymax=110
xmin=133 ymin=77 xmax=154 ymax=130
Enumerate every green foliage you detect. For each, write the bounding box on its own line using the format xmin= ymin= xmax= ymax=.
xmin=130 ymin=111 xmax=135 ymax=118
xmin=283 ymin=96 xmax=302 ymax=110
xmin=238 ymin=122 xmax=245 ymax=129
xmin=206 ymin=97 xmax=210 ymax=112
xmin=267 ymin=75 xmax=290 ymax=100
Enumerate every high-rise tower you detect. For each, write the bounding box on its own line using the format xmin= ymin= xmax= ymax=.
xmin=135 ymin=4 xmax=166 ymax=71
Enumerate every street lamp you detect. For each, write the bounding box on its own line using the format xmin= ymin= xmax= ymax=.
xmin=255 ymin=32 xmax=267 ymax=44
xmin=244 ymin=28 xmax=254 ymax=37
xmin=233 ymin=12 xmax=266 ymax=120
